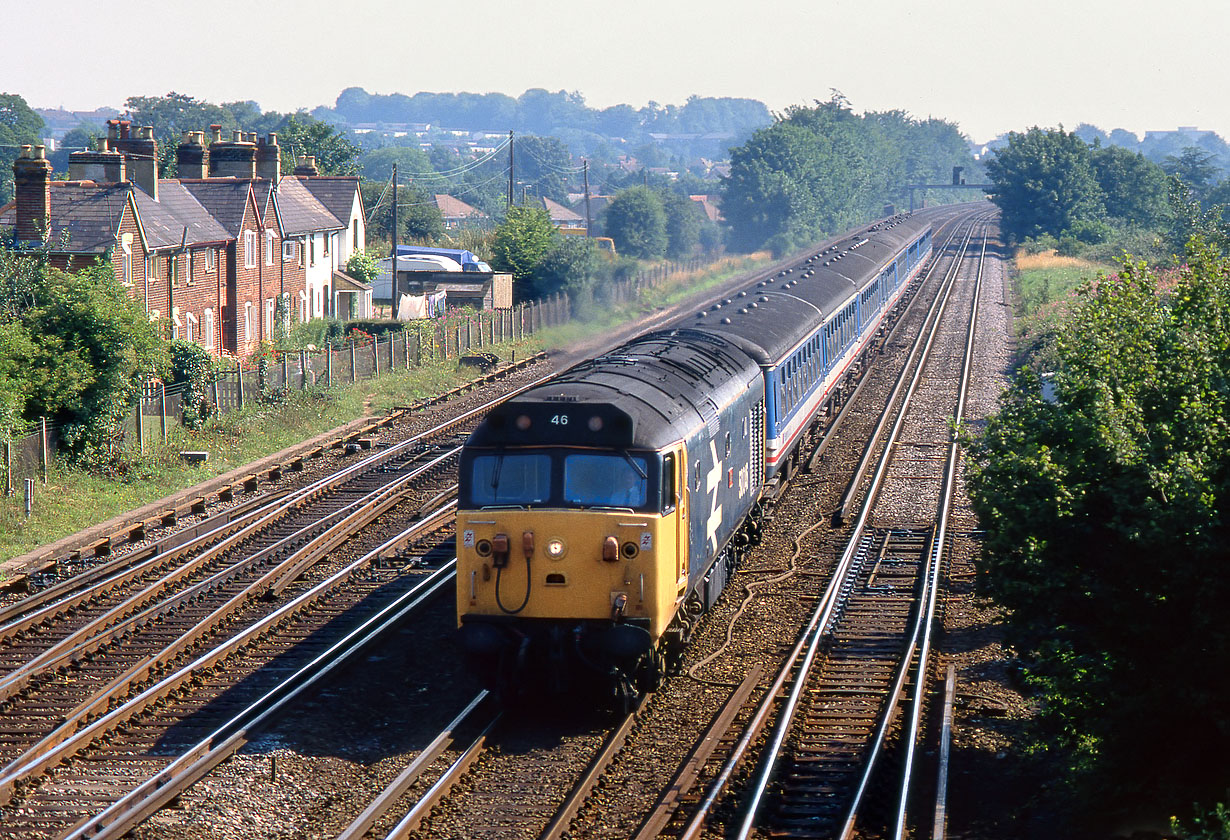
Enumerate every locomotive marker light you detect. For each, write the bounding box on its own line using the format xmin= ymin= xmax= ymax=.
xmin=545 ymin=538 xmax=566 ymax=559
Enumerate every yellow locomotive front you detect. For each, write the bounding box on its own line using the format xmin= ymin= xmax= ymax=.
xmin=456 ymin=400 xmax=689 ymax=700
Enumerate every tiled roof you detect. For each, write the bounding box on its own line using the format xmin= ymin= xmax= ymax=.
xmin=332 ymin=269 xmax=371 ymax=293
xmin=296 ymin=176 xmax=362 ymax=225
xmin=541 ymin=196 xmax=584 ymax=223
xmin=135 ymin=182 xmax=230 ymax=249
xmin=178 ymin=179 xmax=253 ymax=236
xmin=434 ymin=194 xmax=487 ymax=219
xmin=274 ymin=178 xmax=344 ymax=236
xmin=0 ymin=182 xmax=132 ymax=254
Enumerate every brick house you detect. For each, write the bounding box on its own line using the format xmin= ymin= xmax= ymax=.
xmin=1 ymin=121 xmax=368 ymax=358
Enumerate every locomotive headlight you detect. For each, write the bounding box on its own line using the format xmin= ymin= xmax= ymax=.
xmin=545 ymin=538 xmax=567 ymax=560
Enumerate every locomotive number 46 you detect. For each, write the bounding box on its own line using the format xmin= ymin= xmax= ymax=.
xmin=551 ymin=414 xmax=569 ymax=425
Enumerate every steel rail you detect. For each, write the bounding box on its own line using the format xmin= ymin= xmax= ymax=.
xmin=537 ymin=695 xmax=653 ymax=840
xmin=54 ymin=523 xmax=461 ymax=840
xmin=890 ymin=222 xmax=989 ymax=840
xmin=675 ymin=210 xmax=984 ymax=840
xmin=730 ymin=215 xmax=986 ymax=840
xmin=335 ymin=692 xmax=491 ymax=840
xmin=0 ymin=444 xmax=459 ymax=712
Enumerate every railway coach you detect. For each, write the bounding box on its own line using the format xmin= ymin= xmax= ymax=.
xmin=456 ymin=214 xmax=932 ymax=705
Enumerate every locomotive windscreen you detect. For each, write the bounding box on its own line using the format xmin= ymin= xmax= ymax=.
xmin=461 ymin=448 xmax=660 ymax=511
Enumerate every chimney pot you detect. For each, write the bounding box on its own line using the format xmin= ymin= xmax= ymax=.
xmin=232 ymin=129 xmax=243 ymax=142
xmin=268 ymin=132 xmax=278 ymax=145
xmin=210 ymin=124 xmax=223 ymax=143
xmin=19 ymin=144 xmax=31 ymax=159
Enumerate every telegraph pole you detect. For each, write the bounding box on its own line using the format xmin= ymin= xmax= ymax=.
xmin=507 ymin=130 xmax=514 ymax=208
xmin=391 ymin=163 xmax=398 ymax=301
xmin=583 ymin=160 xmax=591 ymax=236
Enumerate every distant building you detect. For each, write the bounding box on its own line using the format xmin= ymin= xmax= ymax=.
xmin=434 ymin=194 xmax=489 ymax=229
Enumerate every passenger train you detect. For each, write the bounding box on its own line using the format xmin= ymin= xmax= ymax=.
xmin=455 ymin=214 xmax=933 ymax=702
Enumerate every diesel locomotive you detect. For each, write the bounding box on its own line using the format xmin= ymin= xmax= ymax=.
xmin=456 ymin=214 xmax=933 ymax=702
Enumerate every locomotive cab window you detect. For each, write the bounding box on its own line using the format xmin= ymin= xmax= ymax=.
xmin=564 ymin=453 xmax=648 ymax=508
xmin=661 ymin=453 xmax=677 ymax=514
xmin=470 ymin=453 xmax=552 ymax=506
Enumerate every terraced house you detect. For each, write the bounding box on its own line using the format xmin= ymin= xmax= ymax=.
xmin=1 ymin=120 xmax=369 ymax=357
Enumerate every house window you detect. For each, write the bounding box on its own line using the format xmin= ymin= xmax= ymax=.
xmin=264 ymin=297 xmax=275 ymax=339
xmin=281 ymin=292 xmax=291 ymax=330
xmin=244 ymin=301 xmax=253 ymax=342
xmin=283 ymin=239 xmax=295 ymax=262
xmin=323 ymin=233 xmax=330 ymax=257
xmin=145 ymin=256 xmax=154 ymax=280
xmin=169 ymin=255 xmax=179 ymax=286
xmin=265 ymin=230 xmax=275 ymax=266
xmin=122 ymin=242 xmax=132 ymax=285
xmin=205 ymin=248 xmax=215 ymax=272
xmin=244 ymin=230 xmax=257 ymax=268
xmin=187 ymin=312 xmax=198 ymax=344
xmin=204 ymin=308 xmax=215 ymax=349
xmin=309 ymin=235 xmax=315 ymax=267
xmin=298 ymin=237 xmax=305 ymax=268
xmin=352 ymin=219 xmax=359 ymax=250
xmin=298 ymin=290 xmax=308 ymax=323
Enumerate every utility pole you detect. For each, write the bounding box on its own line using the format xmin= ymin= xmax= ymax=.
xmin=583 ymin=160 xmax=591 ymax=237
xmin=507 ymin=130 xmax=514 ymax=208
xmin=391 ymin=163 xmax=398 ymax=302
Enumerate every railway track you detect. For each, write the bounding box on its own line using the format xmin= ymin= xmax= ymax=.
xmin=673 ymin=215 xmax=993 ymax=840
xmin=0 ymin=359 xmax=555 ymax=838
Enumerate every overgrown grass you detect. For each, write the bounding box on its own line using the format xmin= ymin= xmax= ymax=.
xmin=0 ymin=339 xmax=540 ymax=562
xmin=1015 ymin=251 xmax=1112 ymax=318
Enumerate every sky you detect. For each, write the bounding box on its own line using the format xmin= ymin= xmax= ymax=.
xmin=3 ymin=0 xmax=1226 ymax=144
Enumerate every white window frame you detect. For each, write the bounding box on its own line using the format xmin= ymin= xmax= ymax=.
xmin=204 ymin=307 xmax=215 ymax=350
xmin=205 ymin=248 xmax=215 ymax=272
xmin=264 ymin=297 xmax=275 ymax=338
xmin=122 ymin=241 xmax=132 ymax=285
xmin=283 ymin=239 xmax=295 ymax=262
xmin=298 ymin=290 xmax=308 ymax=323
xmin=244 ymin=230 xmax=257 ymax=269
xmin=186 ymin=312 xmax=198 ymax=344
xmin=265 ymin=230 xmax=275 ymax=266
xmin=244 ymin=301 xmax=253 ymax=342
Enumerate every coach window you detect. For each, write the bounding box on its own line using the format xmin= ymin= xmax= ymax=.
xmin=661 ymin=453 xmax=676 ymax=514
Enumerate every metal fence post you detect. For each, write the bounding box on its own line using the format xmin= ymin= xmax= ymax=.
xmin=212 ymin=373 xmax=220 ymax=414
xmin=4 ymin=439 xmax=11 ymax=497
xmin=301 ymin=349 xmax=309 ymax=389
xmin=350 ymin=340 xmax=357 ymax=382
xmin=236 ymin=365 xmax=245 ymax=411
xmin=25 ymin=478 xmax=33 ymax=518
xmin=373 ymin=336 xmax=380 ymax=376
xmin=160 ymin=381 xmax=168 ymax=444
xmin=40 ymin=416 xmax=48 ymax=484
xmin=326 ymin=346 xmax=333 ymax=387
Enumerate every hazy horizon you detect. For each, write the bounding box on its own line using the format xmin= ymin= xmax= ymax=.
xmin=4 ymin=0 xmax=1226 ymax=146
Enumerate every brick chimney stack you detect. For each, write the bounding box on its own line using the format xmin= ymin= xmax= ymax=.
xmin=256 ymin=133 xmax=281 ymax=184
xmin=68 ymin=139 xmax=126 ymax=183
xmin=112 ymin=124 xmax=159 ymax=199
xmin=208 ymin=129 xmax=257 ymax=179
xmin=177 ymin=131 xmax=209 ymax=179
xmin=13 ymin=145 xmax=53 ymax=243
xmin=293 ymin=155 xmax=319 ymax=176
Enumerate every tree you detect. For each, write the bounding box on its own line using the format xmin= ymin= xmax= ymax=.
xmin=530 ymin=236 xmax=604 ymax=302
xmin=125 ymin=92 xmax=233 ymax=144
xmin=966 ymin=243 xmax=1230 ymax=814
xmin=985 ymin=127 xmax=1105 ymax=243
xmin=277 ymin=113 xmax=360 ymax=176
xmin=513 ymin=135 xmax=575 ymax=202
xmin=490 ymin=205 xmax=556 ymax=286
xmin=0 ymin=93 xmax=45 ymax=203
xmin=1091 ymin=145 xmax=1169 ymax=227
xmin=660 ymin=190 xmax=703 ymax=258
xmin=1163 ymin=146 xmax=1220 ymax=201
xmin=360 ymin=180 xmax=444 ymax=250
xmin=0 ymin=248 xmax=165 ymax=461
xmin=605 ymin=186 xmax=667 ymax=259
